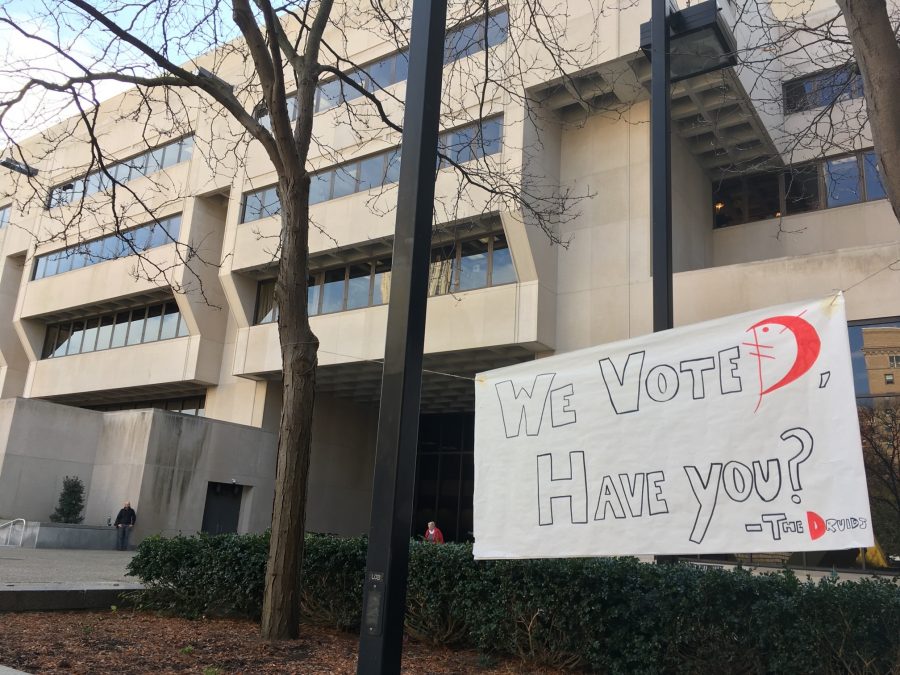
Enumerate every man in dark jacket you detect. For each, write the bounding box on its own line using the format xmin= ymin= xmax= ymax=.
xmin=113 ymin=501 xmax=137 ymax=551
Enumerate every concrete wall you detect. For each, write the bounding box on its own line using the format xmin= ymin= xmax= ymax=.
xmin=306 ymin=393 xmax=378 ymax=536
xmin=0 ymin=398 xmax=276 ymax=544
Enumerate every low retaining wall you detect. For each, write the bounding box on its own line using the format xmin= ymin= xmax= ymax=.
xmin=20 ymin=522 xmax=119 ymax=550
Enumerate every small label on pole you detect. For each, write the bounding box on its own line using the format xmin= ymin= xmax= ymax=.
xmin=364 ymin=573 xmax=385 ymax=635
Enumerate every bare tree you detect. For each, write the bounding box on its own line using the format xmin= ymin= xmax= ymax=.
xmin=725 ymin=0 xmax=900 ymax=223
xmin=0 ymin=0 xmax=596 ymax=639
xmin=857 ymin=402 xmax=900 ymax=553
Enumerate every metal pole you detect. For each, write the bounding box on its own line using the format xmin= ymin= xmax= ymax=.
xmin=651 ymin=0 xmax=673 ymax=332
xmin=357 ymin=1 xmax=447 ymax=673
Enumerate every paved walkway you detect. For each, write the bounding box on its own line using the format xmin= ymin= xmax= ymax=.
xmin=0 ymin=548 xmax=136 ymax=584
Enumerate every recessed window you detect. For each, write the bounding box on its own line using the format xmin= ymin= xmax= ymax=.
xmin=889 ymin=355 xmax=900 ymax=369
xmin=713 ymin=148 xmax=885 ymax=228
xmin=241 ymin=117 xmax=503 ymax=223
xmin=0 ymin=204 xmax=10 ymax=229
xmin=41 ymin=299 xmax=187 ymax=359
xmin=252 ymin=229 xmax=515 ymax=325
xmin=48 ymin=136 xmax=194 ymax=208
xmin=783 ymin=65 xmax=863 ymax=114
xmin=886 ymin=374 xmax=895 ymax=385
xmin=32 ymin=214 xmax=181 ymax=280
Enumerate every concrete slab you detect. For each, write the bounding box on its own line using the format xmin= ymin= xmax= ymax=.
xmin=0 ymin=547 xmax=135 ymax=584
xmin=0 ymin=666 xmax=31 ymax=674
xmin=0 ymin=548 xmax=143 ymax=611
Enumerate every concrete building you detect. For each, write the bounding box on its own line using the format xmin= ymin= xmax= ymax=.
xmin=0 ymin=0 xmax=897 ymax=544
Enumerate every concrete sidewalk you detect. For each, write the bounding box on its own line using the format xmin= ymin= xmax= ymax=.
xmin=0 ymin=548 xmax=142 ymax=611
xmin=0 ymin=548 xmax=136 ymax=584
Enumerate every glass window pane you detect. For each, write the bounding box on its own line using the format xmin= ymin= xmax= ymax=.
xmin=321 ymin=268 xmax=346 ymax=313
xmin=385 ymin=150 xmax=401 ymax=185
xmin=95 ymin=315 xmax=114 ymax=351
xmin=44 ymin=252 xmax=60 ymax=277
xmin=368 ymin=56 xmax=395 ymax=90
xmin=491 ymin=236 xmax=516 ymax=285
xmin=81 ymin=317 xmax=99 ymax=354
xmin=34 ymin=256 xmax=47 ymax=280
xmin=394 ymin=51 xmax=409 ymax=83
xmin=243 ymin=192 xmax=264 ymax=223
xmin=784 ymin=165 xmax=820 ymax=215
xmin=744 ymin=172 xmax=781 ymax=222
xmin=146 ymin=147 xmax=165 ymax=174
xmin=160 ymin=302 xmax=180 ymax=339
xmin=308 ymin=275 xmax=320 ymax=316
xmin=826 ymin=156 xmax=862 ymax=207
xmin=310 ymin=171 xmax=332 ymax=205
xmin=144 ymin=304 xmax=163 ymax=342
xmin=429 ymin=245 xmax=454 ymax=296
xmin=126 ymin=307 xmax=147 ymax=345
xmin=445 ymin=21 xmax=482 ymax=63
xmin=53 ymin=323 xmax=72 ymax=358
xmin=261 ymin=187 xmax=280 ymax=218
xmin=347 ymin=263 xmax=372 ymax=310
xmin=67 ymin=320 xmax=85 ymax=355
xmin=331 ymin=164 xmax=358 ymax=199
xmin=477 ymin=118 xmax=502 ymax=158
xmin=56 ymin=252 xmax=73 ymax=274
xmin=70 ymin=248 xmax=86 ymax=271
xmin=176 ymin=312 xmax=189 ymax=337
xmin=864 ymin=152 xmax=887 ymax=201
xmin=372 ymin=259 xmax=391 ymax=305
xmin=110 ymin=163 xmax=130 ymax=183
xmin=358 ymin=155 xmax=387 ymax=192
xmin=316 ymin=78 xmax=343 ymax=113
xmin=87 ymin=238 xmax=104 ymax=263
xmin=177 ymin=136 xmax=194 ymax=162
xmin=128 ymin=154 xmax=148 ymax=179
xmin=110 ymin=311 xmax=130 ymax=348
xmin=42 ymin=325 xmax=58 ymax=359
xmin=486 ymin=11 xmax=509 ymax=47
xmin=256 ymin=280 xmax=277 ymax=324
xmin=458 ymin=238 xmax=489 ymax=291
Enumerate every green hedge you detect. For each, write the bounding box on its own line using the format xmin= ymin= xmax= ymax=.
xmin=129 ymin=534 xmax=900 ymax=673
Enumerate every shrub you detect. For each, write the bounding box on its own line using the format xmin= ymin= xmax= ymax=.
xmin=129 ymin=534 xmax=900 ymax=672
xmin=49 ymin=475 xmax=86 ymax=524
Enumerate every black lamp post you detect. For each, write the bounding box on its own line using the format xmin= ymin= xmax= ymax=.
xmin=357 ymin=0 xmax=447 ymax=673
xmin=639 ymin=0 xmax=737 ymax=332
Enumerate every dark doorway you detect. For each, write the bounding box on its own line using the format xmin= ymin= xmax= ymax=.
xmin=201 ymin=481 xmax=243 ymax=534
xmin=412 ymin=413 xmax=474 ymax=542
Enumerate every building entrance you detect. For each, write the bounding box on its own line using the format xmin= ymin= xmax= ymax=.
xmin=412 ymin=413 xmax=474 ymax=542
xmin=201 ymin=481 xmax=243 ymax=534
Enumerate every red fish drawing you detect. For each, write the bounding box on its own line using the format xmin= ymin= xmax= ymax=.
xmin=744 ymin=311 xmax=821 ymax=412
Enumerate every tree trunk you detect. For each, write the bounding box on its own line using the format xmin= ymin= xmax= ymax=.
xmin=836 ymin=0 xmax=900 ymax=224
xmin=261 ymin=178 xmax=317 ymax=640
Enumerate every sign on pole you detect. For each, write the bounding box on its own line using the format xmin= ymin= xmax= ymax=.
xmin=473 ymin=295 xmax=873 ymax=559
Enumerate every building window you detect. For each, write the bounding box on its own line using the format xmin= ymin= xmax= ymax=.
xmin=47 ymin=136 xmax=193 ymax=208
xmin=313 ymin=10 xmax=507 ymax=115
xmin=0 ymin=204 xmax=10 ymax=229
xmin=886 ymin=374 xmax=895 ymax=385
xmin=32 ymin=214 xmax=180 ymax=280
xmin=41 ymin=299 xmax=188 ymax=359
xmin=713 ymin=149 xmax=887 ymax=228
xmin=240 ymin=117 xmax=503 ymax=223
xmin=253 ymin=229 xmax=515 ymax=324
xmin=783 ymin=65 xmax=863 ymax=114
xmin=889 ymin=355 xmax=900 ymax=369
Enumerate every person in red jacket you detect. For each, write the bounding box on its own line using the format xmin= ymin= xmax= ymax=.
xmin=424 ymin=521 xmax=444 ymax=543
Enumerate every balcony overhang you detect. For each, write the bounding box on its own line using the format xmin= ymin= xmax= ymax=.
xmin=628 ymin=57 xmax=781 ymax=178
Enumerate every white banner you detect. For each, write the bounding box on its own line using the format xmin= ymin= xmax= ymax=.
xmin=473 ymin=295 xmax=873 ymax=559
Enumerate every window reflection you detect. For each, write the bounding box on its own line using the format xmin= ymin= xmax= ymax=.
xmin=41 ymin=299 xmax=188 ymax=360
xmin=252 ymin=230 xmax=516 ymax=325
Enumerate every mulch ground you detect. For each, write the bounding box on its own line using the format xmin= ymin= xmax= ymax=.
xmin=0 ymin=610 xmax=560 ymax=674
